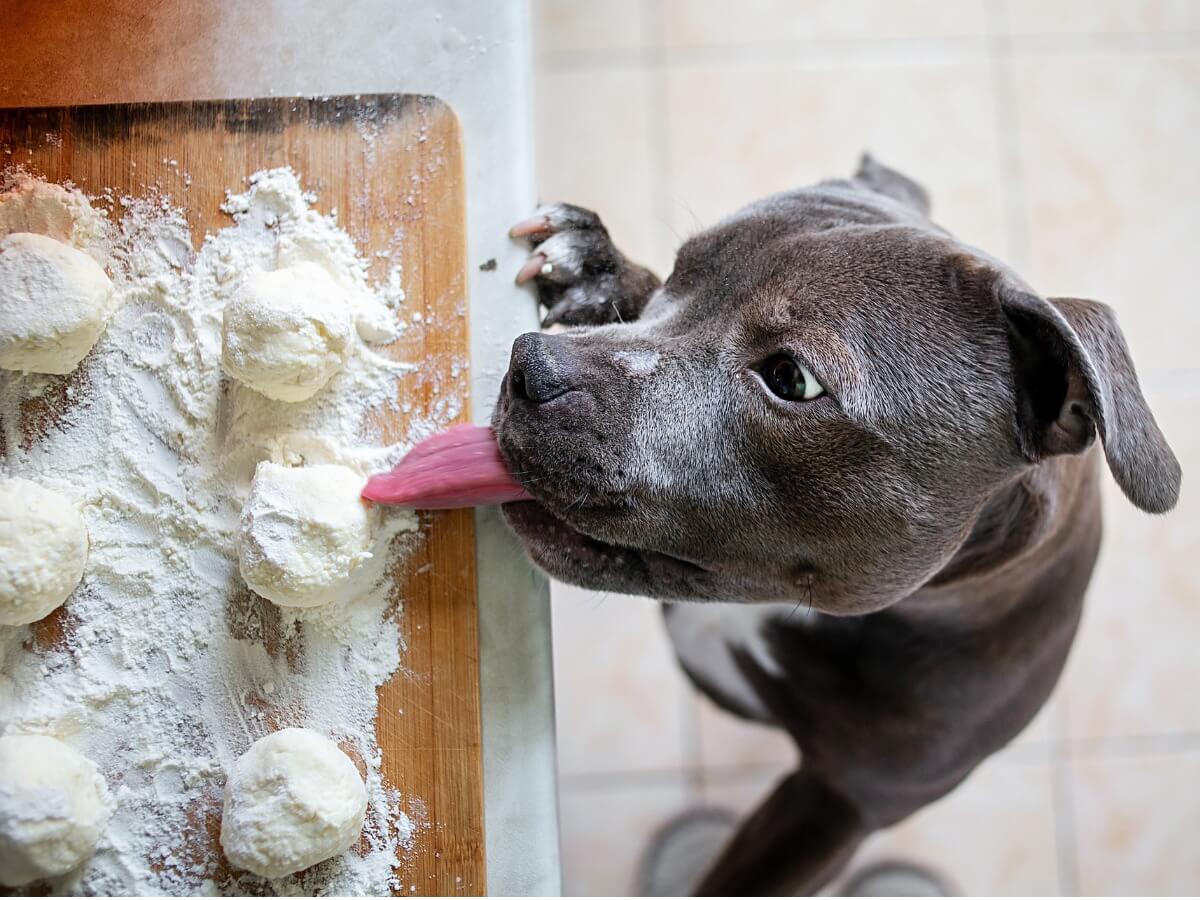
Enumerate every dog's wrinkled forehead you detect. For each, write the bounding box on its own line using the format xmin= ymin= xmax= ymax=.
xmin=651 ymin=212 xmax=1008 ymax=428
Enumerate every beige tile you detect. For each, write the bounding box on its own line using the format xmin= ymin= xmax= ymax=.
xmin=534 ymin=65 xmax=674 ymax=277
xmin=1014 ymin=52 xmax=1200 ymax=371
xmin=845 ymin=751 xmax=1060 ymax=895
xmin=1005 ymin=0 xmax=1200 ymax=36
xmin=558 ymin=775 xmax=692 ymax=895
xmin=663 ymin=60 xmax=1009 ymax=261
xmin=661 ymin=0 xmax=988 ymax=47
xmin=1062 ymin=391 xmax=1200 ymax=739
xmin=552 ymin=583 xmax=693 ymax=775
xmin=694 ymin=692 xmax=798 ymax=769
xmin=1071 ymin=750 xmax=1200 ymax=894
xmin=532 ymin=0 xmax=648 ymax=55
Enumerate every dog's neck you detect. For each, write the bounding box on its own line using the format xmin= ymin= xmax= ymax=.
xmin=892 ymin=449 xmax=1101 ymax=627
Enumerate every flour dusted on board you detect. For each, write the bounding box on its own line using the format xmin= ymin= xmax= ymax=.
xmin=0 ymin=167 xmax=450 ymax=893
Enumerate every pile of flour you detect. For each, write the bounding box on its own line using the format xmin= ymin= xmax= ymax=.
xmin=0 ymin=168 xmax=451 ymax=894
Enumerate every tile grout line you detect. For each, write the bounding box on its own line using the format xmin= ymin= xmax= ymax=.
xmin=1063 ymin=730 xmax=1200 ymax=757
xmin=536 ymin=30 xmax=1200 ymax=72
xmin=1050 ymin=744 xmax=1082 ymax=897
xmin=985 ymin=0 xmax=1033 ymax=277
xmin=645 ymin=0 xmax=685 ymax=268
xmin=1049 ymin=646 xmax=1081 ymax=896
xmin=560 ymin=760 xmax=793 ymax=790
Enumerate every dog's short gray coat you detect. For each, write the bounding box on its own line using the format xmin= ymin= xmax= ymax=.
xmin=495 ymin=157 xmax=1181 ymax=895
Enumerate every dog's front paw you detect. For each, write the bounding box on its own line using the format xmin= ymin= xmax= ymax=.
xmin=510 ymin=203 xmax=655 ymax=327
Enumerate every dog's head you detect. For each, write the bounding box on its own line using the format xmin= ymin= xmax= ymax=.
xmin=493 ymin=159 xmax=1181 ymax=614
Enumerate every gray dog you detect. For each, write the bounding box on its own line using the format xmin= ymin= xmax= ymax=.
xmin=495 ymin=156 xmax=1182 ymax=895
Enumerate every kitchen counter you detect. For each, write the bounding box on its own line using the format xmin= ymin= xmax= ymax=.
xmin=0 ymin=1 xmax=558 ymax=894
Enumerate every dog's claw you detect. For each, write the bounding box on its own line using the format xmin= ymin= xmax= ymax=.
xmin=510 ymin=215 xmax=554 ymax=239
xmin=515 ymin=253 xmax=548 ymax=285
xmin=507 ymin=202 xmax=647 ymax=326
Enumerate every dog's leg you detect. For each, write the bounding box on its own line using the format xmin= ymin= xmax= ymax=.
xmin=510 ymin=203 xmax=661 ymax=327
xmin=693 ymin=768 xmax=868 ymax=896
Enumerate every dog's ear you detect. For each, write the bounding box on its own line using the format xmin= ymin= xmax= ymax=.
xmin=996 ymin=283 xmax=1181 ymax=513
xmin=853 ymin=153 xmax=931 ymax=216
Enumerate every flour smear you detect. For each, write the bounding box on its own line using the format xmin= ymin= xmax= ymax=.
xmin=0 ymin=167 xmax=454 ymax=894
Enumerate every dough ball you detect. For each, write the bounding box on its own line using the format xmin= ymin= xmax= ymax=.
xmin=0 ymin=478 xmax=89 ymax=626
xmin=220 ymin=728 xmax=367 ymax=879
xmin=221 ymin=263 xmax=353 ymax=402
xmin=0 ymin=176 xmax=104 ymax=249
xmin=238 ymin=462 xmax=376 ymax=608
xmin=0 ymin=734 xmax=112 ymax=887
xmin=0 ymin=233 xmax=114 ymax=375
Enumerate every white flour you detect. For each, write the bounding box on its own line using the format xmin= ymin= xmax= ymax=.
xmin=0 ymin=168 xmax=451 ymax=894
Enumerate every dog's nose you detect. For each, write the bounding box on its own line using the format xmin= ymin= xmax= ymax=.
xmin=507 ymin=332 xmax=572 ymax=404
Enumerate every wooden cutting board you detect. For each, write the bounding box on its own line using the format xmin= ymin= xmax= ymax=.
xmin=0 ymin=95 xmax=483 ymax=895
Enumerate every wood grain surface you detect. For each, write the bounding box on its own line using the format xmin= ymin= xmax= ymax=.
xmin=0 ymin=95 xmax=483 ymax=895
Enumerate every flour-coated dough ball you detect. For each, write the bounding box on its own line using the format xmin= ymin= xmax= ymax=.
xmin=0 ymin=735 xmax=112 ymax=887
xmin=220 ymin=728 xmax=367 ymax=879
xmin=0 ymin=478 xmax=89 ymax=626
xmin=238 ymin=462 xmax=375 ymax=608
xmin=221 ymin=263 xmax=353 ymax=402
xmin=0 ymin=233 xmax=114 ymax=374
xmin=0 ymin=175 xmax=104 ymax=248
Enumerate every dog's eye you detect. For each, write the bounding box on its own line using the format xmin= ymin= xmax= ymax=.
xmin=760 ymin=354 xmax=824 ymax=401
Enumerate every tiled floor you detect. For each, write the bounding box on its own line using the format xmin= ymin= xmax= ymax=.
xmin=531 ymin=1 xmax=1200 ymax=894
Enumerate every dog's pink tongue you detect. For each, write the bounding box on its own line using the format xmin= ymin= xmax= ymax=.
xmin=362 ymin=424 xmax=532 ymax=509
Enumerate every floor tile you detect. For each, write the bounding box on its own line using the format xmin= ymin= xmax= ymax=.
xmin=845 ymin=751 xmax=1060 ymax=895
xmin=1012 ymin=51 xmax=1200 ymax=371
xmin=1004 ymin=0 xmax=1200 ymax=36
xmin=1062 ymin=391 xmax=1200 ymax=739
xmin=661 ymin=0 xmax=988 ymax=47
xmin=534 ymin=64 xmax=675 ymax=278
xmin=532 ymin=0 xmax=649 ymax=55
xmin=552 ymin=584 xmax=693 ymax=775
xmin=558 ymin=774 xmax=692 ymax=896
xmin=664 ymin=59 xmax=1009 ymax=262
xmin=1071 ymin=749 xmax=1200 ymax=894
